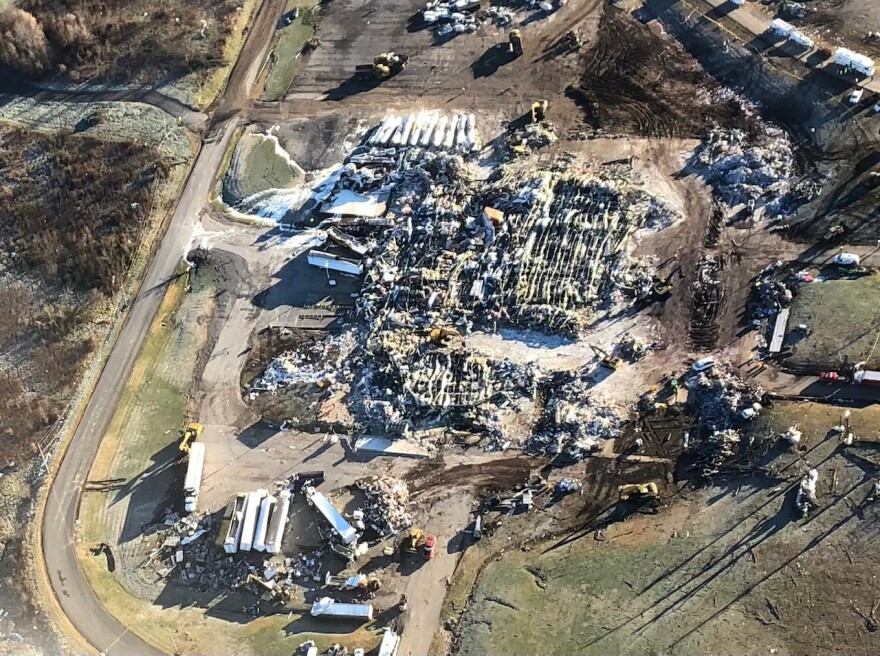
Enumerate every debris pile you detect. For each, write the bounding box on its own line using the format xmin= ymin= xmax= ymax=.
xmin=421 ymin=0 xmax=560 ymax=37
xmin=264 ymin=130 xmax=677 ymax=448
xmin=246 ymin=332 xmax=356 ymax=398
xmin=357 ymin=476 xmax=413 ymax=536
xmin=688 ymin=125 xmax=805 ymax=213
xmin=795 ymin=468 xmax=819 ymax=515
xmin=751 ymin=260 xmax=794 ymax=321
xmin=615 ymin=332 xmax=650 ymax=362
xmin=686 ymin=364 xmax=765 ymax=477
xmin=689 ymin=254 xmax=724 ymax=350
xmin=508 ymin=122 xmax=558 ymax=155
xmin=531 ymin=374 xmax=626 ymax=459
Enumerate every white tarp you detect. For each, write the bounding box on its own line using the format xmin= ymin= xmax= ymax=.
xmin=321 ymin=189 xmax=388 ymax=217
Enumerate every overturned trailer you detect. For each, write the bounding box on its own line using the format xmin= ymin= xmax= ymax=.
xmin=239 ymin=489 xmax=266 ymax=552
xmin=265 ymin=489 xmax=291 ymax=554
xmin=221 ymin=493 xmax=247 ymax=554
xmin=307 ymin=250 xmax=364 ymax=276
xmin=305 ymin=486 xmax=359 ymax=545
xmin=310 ymin=597 xmax=373 ymax=621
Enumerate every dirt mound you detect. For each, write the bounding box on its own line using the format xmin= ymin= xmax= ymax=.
xmin=568 ymin=7 xmax=746 ymax=138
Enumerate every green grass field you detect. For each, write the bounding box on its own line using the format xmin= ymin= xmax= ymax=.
xmin=262 ymin=0 xmax=319 ymax=101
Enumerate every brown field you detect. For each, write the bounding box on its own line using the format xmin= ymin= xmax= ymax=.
xmin=0 ymin=125 xmax=169 ymax=462
xmin=0 ymin=0 xmax=243 ymax=84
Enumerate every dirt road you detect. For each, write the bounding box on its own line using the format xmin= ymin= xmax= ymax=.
xmin=0 ymin=77 xmax=208 ymax=132
xmin=38 ymin=0 xmax=283 ymax=653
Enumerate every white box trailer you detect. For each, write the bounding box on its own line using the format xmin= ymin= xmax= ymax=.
xmin=307 ymin=250 xmax=364 ymax=276
xmin=788 ymin=30 xmax=814 ymax=50
xmin=222 ymin=493 xmax=248 ymax=554
xmin=378 ymin=630 xmax=401 ymax=656
xmin=239 ymin=489 xmax=266 ymax=552
xmin=310 ymin=597 xmax=373 ymax=621
xmin=183 ymin=442 xmax=205 ymax=513
xmin=305 ymin=486 xmax=359 ymax=545
xmin=833 ymin=47 xmax=875 ymax=77
xmin=265 ymin=489 xmax=291 ymax=554
xmin=253 ymin=494 xmax=276 ymax=552
xmin=769 ymin=18 xmax=793 ymax=37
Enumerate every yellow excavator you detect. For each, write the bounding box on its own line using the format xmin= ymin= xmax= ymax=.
xmin=531 ymin=99 xmax=549 ymax=123
xmin=618 ymin=482 xmax=659 ymax=501
xmin=179 ymin=422 xmax=203 ymax=453
xmin=589 ymin=344 xmax=623 ymax=371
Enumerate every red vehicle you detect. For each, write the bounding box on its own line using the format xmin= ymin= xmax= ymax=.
xmin=820 ymin=370 xmax=880 ymax=387
xmin=423 ymin=535 xmax=437 ymax=559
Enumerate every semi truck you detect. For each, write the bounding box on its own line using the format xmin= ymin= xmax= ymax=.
xmin=183 ymin=442 xmax=205 ymax=513
xmin=820 ymin=369 xmax=880 ymax=388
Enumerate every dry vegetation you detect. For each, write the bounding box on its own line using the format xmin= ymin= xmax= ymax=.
xmin=0 ymin=0 xmax=243 ymax=83
xmin=0 ymin=125 xmax=168 ymax=462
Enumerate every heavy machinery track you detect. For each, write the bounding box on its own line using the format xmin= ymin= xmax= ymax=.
xmin=569 ymin=6 xmax=748 ymax=138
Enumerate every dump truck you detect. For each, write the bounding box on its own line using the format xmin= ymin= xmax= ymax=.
xmin=183 ymin=442 xmax=206 ymax=513
xmin=355 ymin=53 xmax=409 ymax=81
xmin=618 ymin=482 xmax=659 ymax=501
xmin=179 ymin=422 xmax=202 ymax=453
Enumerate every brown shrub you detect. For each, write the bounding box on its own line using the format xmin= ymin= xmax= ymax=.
xmin=0 ymin=7 xmax=50 ymax=75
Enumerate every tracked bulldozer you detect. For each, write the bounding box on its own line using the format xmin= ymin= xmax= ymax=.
xmin=355 ymin=52 xmax=410 ymax=81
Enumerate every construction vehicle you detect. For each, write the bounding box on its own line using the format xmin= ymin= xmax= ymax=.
xmin=618 ymin=482 xmax=659 ymax=501
xmin=355 ymin=52 xmax=410 ymax=81
xmin=179 ymin=422 xmax=202 ymax=453
xmin=398 ymin=528 xmax=426 ymax=555
xmin=509 ymin=29 xmax=523 ymax=57
xmin=396 ymin=527 xmax=436 ymax=560
xmin=531 ymin=99 xmax=549 ymax=123
xmin=562 ymin=30 xmax=582 ymax=51
xmin=589 ymin=343 xmax=623 ymax=370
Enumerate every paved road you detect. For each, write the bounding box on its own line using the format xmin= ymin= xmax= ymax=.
xmin=38 ymin=0 xmax=285 ymax=653
xmin=42 ymin=123 xmax=235 ymax=656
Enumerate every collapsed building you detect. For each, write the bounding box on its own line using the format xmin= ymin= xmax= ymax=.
xmin=245 ymin=116 xmax=681 ymax=448
xmin=685 ymin=363 xmax=766 ymax=477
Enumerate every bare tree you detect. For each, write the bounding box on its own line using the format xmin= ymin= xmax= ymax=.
xmin=0 ymin=7 xmax=50 ymax=75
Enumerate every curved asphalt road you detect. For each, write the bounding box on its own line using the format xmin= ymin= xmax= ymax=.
xmin=42 ymin=122 xmax=235 ymax=656
xmin=38 ymin=0 xmax=285 ymax=652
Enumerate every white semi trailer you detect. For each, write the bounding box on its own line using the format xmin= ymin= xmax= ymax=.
xmin=183 ymin=442 xmax=205 ymax=513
